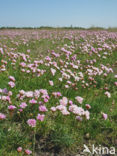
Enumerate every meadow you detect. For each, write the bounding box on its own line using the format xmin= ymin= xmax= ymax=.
xmin=0 ymin=29 xmax=117 ymax=155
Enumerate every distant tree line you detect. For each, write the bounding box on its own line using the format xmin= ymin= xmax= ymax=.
xmin=0 ymin=26 xmax=117 ymax=31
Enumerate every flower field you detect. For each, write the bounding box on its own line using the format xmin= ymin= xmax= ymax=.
xmin=0 ymin=29 xmax=117 ymax=155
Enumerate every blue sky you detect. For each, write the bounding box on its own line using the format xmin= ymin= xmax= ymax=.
xmin=0 ymin=0 xmax=117 ymax=28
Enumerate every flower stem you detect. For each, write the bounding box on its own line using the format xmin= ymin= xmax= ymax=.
xmin=33 ymin=128 xmax=36 ymax=156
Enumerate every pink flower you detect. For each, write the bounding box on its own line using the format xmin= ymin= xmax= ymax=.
xmin=65 ymin=85 xmax=69 ymax=88
xmin=19 ymin=102 xmax=27 ymax=109
xmin=75 ymin=96 xmax=83 ymax=104
xmin=84 ymin=110 xmax=90 ymax=120
xmin=69 ymin=104 xmax=85 ymax=116
xmin=40 ymin=89 xmax=48 ymax=95
xmin=0 ymin=48 xmax=4 ymax=55
xmin=114 ymin=82 xmax=117 ymax=86
xmin=25 ymin=149 xmax=32 ymax=155
xmin=20 ymin=62 xmax=26 ymax=67
xmin=49 ymin=80 xmax=54 ymax=86
xmin=8 ymin=91 xmax=12 ymax=96
xmin=6 ymin=96 xmax=10 ymax=102
xmin=57 ymin=92 xmax=62 ymax=97
xmin=2 ymin=88 xmax=8 ymax=94
xmin=50 ymin=68 xmax=56 ymax=76
xmin=1 ymin=96 xmax=7 ymax=101
xmin=58 ymin=78 xmax=63 ymax=81
xmin=8 ymin=81 xmax=15 ymax=88
xmin=45 ymin=56 xmax=51 ymax=61
xmin=50 ymin=107 xmax=56 ymax=112
xmin=25 ymin=91 xmax=33 ymax=98
xmin=29 ymin=99 xmax=37 ymax=104
xmin=19 ymin=109 xmax=23 ymax=112
xmin=17 ymin=147 xmax=22 ymax=152
xmin=39 ymin=105 xmax=48 ymax=112
xmin=69 ymin=100 xmax=73 ymax=105
xmin=102 ymin=113 xmax=108 ymax=120
xmin=37 ymin=114 xmax=45 ymax=121
xmin=59 ymin=97 xmax=68 ymax=106
xmin=103 ymin=73 xmax=107 ymax=77
xmin=21 ymin=69 xmax=25 ymax=72
xmin=76 ymin=116 xmax=82 ymax=121
xmin=105 ymin=91 xmax=111 ymax=98
xmin=9 ymin=76 xmax=15 ymax=82
xmin=85 ymin=104 xmax=91 ymax=109
xmin=0 ymin=113 xmax=6 ymax=120
xmin=27 ymin=49 xmax=30 ymax=53
xmin=52 ymin=92 xmax=62 ymax=98
xmin=8 ymin=105 xmax=16 ymax=110
xmin=61 ymin=109 xmax=70 ymax=115
xmin=27 ymin=119 xmax=36 ymax=127
xmin=0 ymin=89 xmax=2 ymax=93
xmin=56 ymin=105 xmax=66 ymax=111
xmin=19 ymin=90 xmax=25 ymax=95
xmin=44 ymin=98 xmax=48 ymax=103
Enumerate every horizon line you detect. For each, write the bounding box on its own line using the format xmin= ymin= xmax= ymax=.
xmin=0 ymin=26 xmax=117 ymax=29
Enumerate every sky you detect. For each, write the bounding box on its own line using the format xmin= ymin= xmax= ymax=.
xmin=0 ymin=0 xmax=117 ymax=28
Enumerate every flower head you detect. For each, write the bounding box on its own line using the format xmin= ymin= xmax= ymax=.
xmin=85 ymin=104 xmax=91 ymax=109
xmin=0 ymin=113 xmax=6 ymax=120
xmin=49 ymin=80 xmax=54 ymax=86
xmin=9 ymin=76 xmax=15 ymax=82
xmin=51 ymin=68 xmax=56 ymax=76
xmin=39 ymin=105 xmax=48 ymax=112
xmin=8 ymin=105 xmax=16 ymax=110
xmin=102 ymin=113 xmax=108 ymax=120
xmin=76 ymin=116 xmax=82 ymax=121
xmin=17 ymin=147 xmax=22 ymax=152
xmin=114 ymin=82 xmax=117 ymax=86
xmin=8 ymin=81 xmax=15 ymax=88
xmin=29 ymin=99 xmax=37 ymax=104
xmin=37 ymin=114 xmax=45 ymax=121
xmin=2 ymin=88 xmax=8 ymax=94
xmin=60 ymin=97 xmax=68 ymax=106
xmin=25 ymin=149 xmax=32 ymax=155
xmin=19 ymin=102 xmax=27 ymax=109
xmin=27 ymin=119 xmax=36 ymax=127
xmin=75 ymin=96 xmax=83 ymax=104
xmin=50 ymin=106 xmax=57 ymax=112
xmin=105 ymin=91 xmax=111 ymax=98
